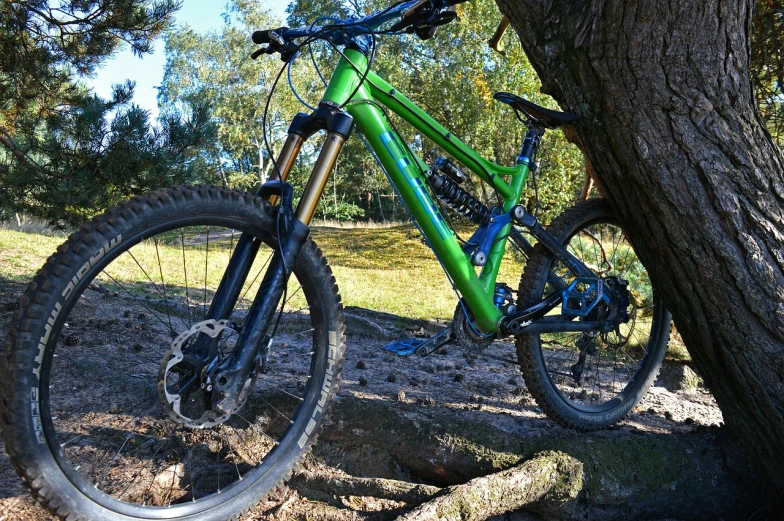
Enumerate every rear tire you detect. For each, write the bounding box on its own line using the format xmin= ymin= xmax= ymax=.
xmin=517 ymin=199 xmax=670 ymax=430
xmin=1 ymin=186 xmax=345 ymax=520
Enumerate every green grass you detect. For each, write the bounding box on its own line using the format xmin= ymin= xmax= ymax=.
xmin=311 ymin=224 xmax=526 ymax=319
xmin=0 ymin=225 xmax=689 ymax=361
xmin=0 ymin=229 xmax=65 ymax=281
xmin=0 ymin=225 xmax=527 ymax=321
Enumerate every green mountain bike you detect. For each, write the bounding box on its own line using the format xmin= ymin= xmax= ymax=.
xmin=1 ymin=1 xmax=671 ymax=519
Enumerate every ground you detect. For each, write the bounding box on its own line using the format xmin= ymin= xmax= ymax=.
xmin=0 ymin=274 xmax=727 ymax=521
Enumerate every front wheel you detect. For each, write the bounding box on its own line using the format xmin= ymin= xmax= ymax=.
xmin=1 ymin=186 xmax=345 ymax=520
xmin=517 ymin=199 xmax=670 ymax=430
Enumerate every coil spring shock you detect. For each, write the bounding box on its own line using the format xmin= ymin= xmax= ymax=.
xmin=427 ymin=159 xmax=492 ymax=224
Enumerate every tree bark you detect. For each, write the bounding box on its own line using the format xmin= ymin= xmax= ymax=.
xmin=395 ymin=451 xmax=582 ymax=521
xmin=495 ymin=0 xmax=784 ymax=494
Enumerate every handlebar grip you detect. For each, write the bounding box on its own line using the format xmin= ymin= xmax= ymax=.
xmin=251 ymin=27 xmax=288 ymax=44
xmin=251 ymin=30 xmax=271 ymax=44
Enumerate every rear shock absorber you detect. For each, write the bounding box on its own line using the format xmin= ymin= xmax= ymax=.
xmin=427 ymin=157 xmax=492 ymax=225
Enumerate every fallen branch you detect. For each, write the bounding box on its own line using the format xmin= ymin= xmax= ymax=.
xmin=344 ymin=312 xmax=394 ymax=338
xmin=291 ymin=469 xmax=441 ymax=504
xmin=396 ymin=451 xmax=582 ymax=521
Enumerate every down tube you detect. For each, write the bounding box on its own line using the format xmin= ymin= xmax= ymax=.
xmin=345 ymin=103 xmax=502 ymax=331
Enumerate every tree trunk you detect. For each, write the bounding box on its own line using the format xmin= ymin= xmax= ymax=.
xmin=495 ymin=0 xmax=784 ymax=494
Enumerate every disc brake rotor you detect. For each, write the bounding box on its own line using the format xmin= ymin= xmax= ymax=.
xmin=158 ymin=319 xmax=255 ymax=429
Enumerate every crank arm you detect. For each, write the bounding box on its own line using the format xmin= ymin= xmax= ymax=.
xmin=415 ymin=325 xmax=456 ymax=357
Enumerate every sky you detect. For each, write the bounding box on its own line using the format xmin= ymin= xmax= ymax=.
xmin=87 ymin=1 xmax=288 ymax=121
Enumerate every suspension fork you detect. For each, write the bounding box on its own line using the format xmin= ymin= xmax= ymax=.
xmin=210 ymin=104 xmax=353 ymax=415
xmin=200 ymin=133 xmax=305 ymax=325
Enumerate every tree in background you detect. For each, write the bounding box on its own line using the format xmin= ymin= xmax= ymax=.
xmin=0 ymin=0 xmax=212 ymax=226
xmin=286 ymin=0 xmax=585 ymax=222
xmin=158 ymin=0 xmax=585 ymax=223
xmin=159 ymin=0 xmax=320 ymax=193
xmin=751 ymin=0 xmax=784 ymax=142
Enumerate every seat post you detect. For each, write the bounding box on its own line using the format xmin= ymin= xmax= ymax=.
xmin=517 ymin=126 xmax=545 ymax=166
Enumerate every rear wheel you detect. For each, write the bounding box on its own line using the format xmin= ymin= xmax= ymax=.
xmin=517 ymin=199 xmax=670 ymax=430
xmin=1 ymin=186 xmax=345 ymax=520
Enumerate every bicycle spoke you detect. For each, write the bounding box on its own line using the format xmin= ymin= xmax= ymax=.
xmin=533 ymin=214 xmax=663 ymax=413
xmin=38 ymin=208 xmax=340 ymax=514
xmin=181 ymin=230 xmax=193 ymax=327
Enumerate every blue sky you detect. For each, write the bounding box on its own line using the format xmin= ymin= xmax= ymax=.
xmin=87 ymin=1 xmax=288 ymax=121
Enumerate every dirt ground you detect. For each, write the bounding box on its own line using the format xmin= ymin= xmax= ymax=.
xmin=0 ymin=279 xmax=724 ymax=521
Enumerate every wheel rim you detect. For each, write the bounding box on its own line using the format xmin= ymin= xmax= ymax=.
xmin=536 ymin=217 xmax=659 ymax=414
xmin=40 ymin=217 xmax=324 ymax=515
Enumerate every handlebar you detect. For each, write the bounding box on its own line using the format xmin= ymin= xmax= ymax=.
xmin=252 ymin=27 xmax=287 ymax=45
xmin=252 ymin=0 xmax=468 ymax=50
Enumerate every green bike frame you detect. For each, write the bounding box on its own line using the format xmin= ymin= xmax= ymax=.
xmin=322 ymin=49 xmax=528 ymax=331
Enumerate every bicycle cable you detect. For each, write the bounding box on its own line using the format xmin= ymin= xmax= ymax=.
xmin=316 ymin=37 xmax=502 ymax=252
xmin=262 ymin=12 xmax=404 ymax=186
xmin=260 ymin=14 xmax=406 ymax=339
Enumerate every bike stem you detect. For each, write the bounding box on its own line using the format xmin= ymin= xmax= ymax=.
xmin=209 ymin=104 xmax=353 ymax=415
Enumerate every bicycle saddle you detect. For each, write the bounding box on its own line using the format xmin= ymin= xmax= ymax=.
xmin=493 ymin=92 xmax=577 ymax=128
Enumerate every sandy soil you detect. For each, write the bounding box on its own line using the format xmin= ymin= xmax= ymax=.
xmin=0 ymin=280 xmax=722 ymax=521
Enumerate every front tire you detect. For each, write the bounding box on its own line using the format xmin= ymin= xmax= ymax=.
xmin=1 ymin=186 xmax=345 ymax=520
xmin=517 ymin=199 xmax=670 ymax=430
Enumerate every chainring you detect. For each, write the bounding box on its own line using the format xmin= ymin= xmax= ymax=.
xmin=453 ymin=303 xmax=496 ymax=351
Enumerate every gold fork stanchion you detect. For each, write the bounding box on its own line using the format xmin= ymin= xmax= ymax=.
xmin=265 ymin=133 xmax=304 ymax=206
xmin=295 ymin=131 xmax=347 ymax=225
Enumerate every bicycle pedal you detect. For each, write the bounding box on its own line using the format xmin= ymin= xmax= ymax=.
xmin=383 ymin=325 xmax=454 ymax=357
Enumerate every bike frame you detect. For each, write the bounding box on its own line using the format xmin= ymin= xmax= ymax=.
xmin=208 ymin=33 xmax=614 ymax=401
xmin=321 ymin=48 xmax=526 ymax=331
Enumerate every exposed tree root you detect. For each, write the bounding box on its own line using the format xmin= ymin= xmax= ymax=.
xmin=396 ymin=451 xmax=582 ymax=521
xmin=345 ymin=312 xmax=394 ymax=338
xmin=309 ymin=395 xmax=761 ymax=520
xmin=291 ymin=469 xmax=441 ymax=504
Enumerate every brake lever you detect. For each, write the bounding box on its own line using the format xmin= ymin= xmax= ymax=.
xmin=250 ymin=47 xmax=272 ymax=60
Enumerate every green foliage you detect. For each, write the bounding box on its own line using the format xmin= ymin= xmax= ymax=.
xmin=286 ymin=0 xmax=584 ymax=223
xmin=314 ymin=199 xmax=366 ymax=222
xmin=751 ymin=0 xmax=784 ymax=143
xmin=159 ymin=0 xmax=319 ymax=191
xmin=0 ymin=0 xmax=212 ymax=226
xmin=1 ymin=0 xmax=779 ymax=227
xmin=156 ymin=0 xmax=585 ymax=225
